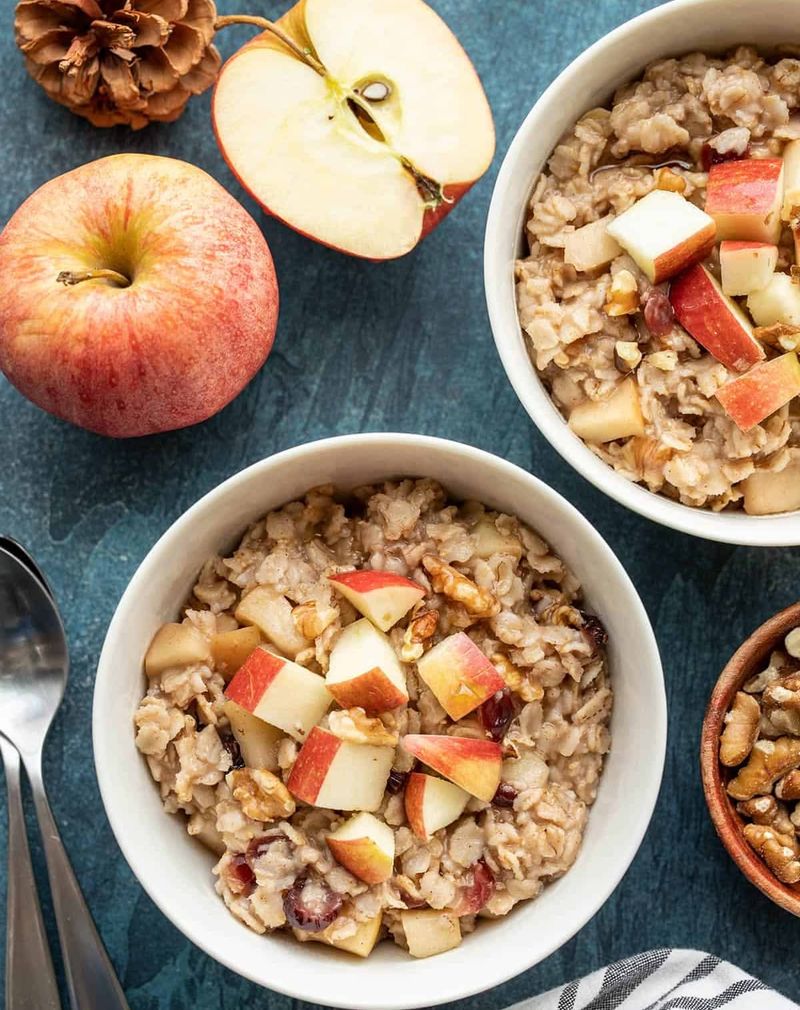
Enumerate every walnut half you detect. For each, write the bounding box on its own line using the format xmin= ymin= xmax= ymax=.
xmin=727 ymin=737 xmax=800 ymax=801
xmin=228 ymin=768 xmax=296 ymax=822
xmin=743 ymin=823 xmax=800 ymax=884
xmin=422 ymin=555 xmax=499 ymax=619
xmin=719 ymin=691 xmax=760 ymax=767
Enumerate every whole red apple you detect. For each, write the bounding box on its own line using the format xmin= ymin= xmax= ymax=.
xmin=0 ymin=154 xmax=278 ymax=437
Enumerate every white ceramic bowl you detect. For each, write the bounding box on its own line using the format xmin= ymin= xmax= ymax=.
xmin=93 ymin=434 xmax=665 ymax=1009
xmin=485 ymin=0 xmax=800 ymax=547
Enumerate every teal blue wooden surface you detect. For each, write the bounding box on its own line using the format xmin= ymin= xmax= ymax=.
xmin=1 ymin=1 xmax=799 ymax=1006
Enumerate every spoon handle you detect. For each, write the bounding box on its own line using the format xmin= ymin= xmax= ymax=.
xmin=26 ymin=760 xmax=130 ymax=1010
xmin=1 ymin=737 xmax=62 ymax=1010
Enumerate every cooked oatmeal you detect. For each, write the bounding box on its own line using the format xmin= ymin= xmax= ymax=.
xmin=134 ymin=479 xmax=612 ymax=958
xmin=516 ymin=47 xmax=800 ymax=514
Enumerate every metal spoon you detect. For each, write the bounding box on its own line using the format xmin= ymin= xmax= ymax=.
xmin=0 ymin=545 xmax=129 ymax=1010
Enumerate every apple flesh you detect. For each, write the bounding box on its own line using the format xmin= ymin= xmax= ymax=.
xmin=223 ymin=699 xmax=283 ymax=771
xmin=563 ymin=215 xmax=622 ymax=273
xmin=328 ymin=570 xmax=425 ymax=631
xmin=145 ymin=622 xmax=210 ymax=676
xmin=327 ymin=812 xmax=395 ymax=884
xmin=568 ymin=378 xmax=646 ymax=444
xmin=416 ymin=633 xmax=504 ymax=720
xmin=212 ymin=0 xmax=495 ymax=260
xmin=402 ymin=734 xmax=502 ymax=803
xmin=404 ymin=772 xmax=469 ymax=840
xmin=605 ymin=190 xmax=716 ymax=283
xmin=782 ymin=140 xmax=800 ymax=221
xmin=0 ymin=154 xmax=278 ymax=437
xmin=299 ymin=912 xmax=383 ymax=957
xmin=234 ymin=586 xmax=310 ymax=659
xmin=224 ymin=647 xmax=332 ymax=741
xmin=471 ymin=519 xmax=523 ymax=560
xmin=211 ymin=626 xmax=262 ymax=681
xmin=326 ymin=619 xmax=409 ymax=713
xmin=743 ymin=452 xmax=800 ymax=515
xmin=716 ymin=352 xmax=800 ymax=431
xmin=747 ymin=272 xmax=800 ymax=329
xmin=401 ymin=909 xmax=461 ymax=958
xmin=287 ymin=726 xmax=394 ymax=811
xmin=719 ymin=241 xmax=778 ymax=297
xmin=670 ymin=263 xmax=764 ymax=372
xmin=704 ymin=158 xmax=785 ymax=243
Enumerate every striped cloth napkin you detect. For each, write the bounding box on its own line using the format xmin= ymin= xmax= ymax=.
xmin=514 ymin=949 xmax=798 ymax=1009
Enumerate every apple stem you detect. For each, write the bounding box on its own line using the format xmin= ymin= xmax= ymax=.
xmin=214 ymin=15 xmax=326 ymax=76
xmin=57 ymin=269 xmax=130 ymax=288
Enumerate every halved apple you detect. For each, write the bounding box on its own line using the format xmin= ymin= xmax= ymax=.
xmin=212 ymin=0 xmax=495 ymax=259
xmin=326 ymin=618 xmax=409 ymax=713
xmin=719 ymin=241 xmax=778 ymax=297
xmin=404 ymin=772 xmax=469 ymax=840
xmin=416 ymin=633 xmax=504 ymax=720
xmin=327 ymin=812 xmax=395 ymax=884
xmin=328 ymin=569 xmax=425 ymax=631
xmin=705 ymin=158 xmax=785 ymax=243
xmin=716 ymin=351 xmax=800 ymax=431
xmin=287 ymin=726 xmax=395 ymax=811
xmin=402 ymin=734 xmax=501 ymax=803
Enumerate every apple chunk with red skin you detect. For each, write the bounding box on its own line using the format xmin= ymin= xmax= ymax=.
xmin=670 ymin=263 xmax=764 ymax=372
xmin=405 ymin=772 xmax=469 ymax=840
xmin=225 ymin=647 xmax=332 ymax=741
xmin=327 ymin=812 xmax=395 ymax=884
xmin=402 ymin=734 xmax=502 ymax=803
xmin=328 ymin=570 xmax=425 ymax=631
xmin=0 ymin=154 xmax=278 ymax=437
xmin=705 ymin=158 xmax=785 ymax=244
xmin=719 ymin=241 xmax=778 ymax=297
xmin=212 ymin=0 xmax=495 ymax=260
xmin=326 ymin=618 xmax=409 ymax=713
xmin=716 ymin=352 xmax=800 ymax=431
xmin=287 ymin=726 xmax=394 ymax=811
xmin=417 ymin=633 xmax=504 ymax=721
xmin=605 ymin=190 xmax=716 ymax=284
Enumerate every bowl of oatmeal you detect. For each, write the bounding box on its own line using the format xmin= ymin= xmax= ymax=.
xmin=93 ymin=434 xmax=665 ymax=1008
xmin=485 ymin=0 xmax=800 ymax=545
xmin=701 ymin=601 xmax=800 ymax=914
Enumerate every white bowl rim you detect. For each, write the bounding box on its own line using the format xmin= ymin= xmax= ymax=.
xmin=484 ymin=0 xmax=800 ymax=548
xmin=93 ymin=432 xmax=666 ymax=1007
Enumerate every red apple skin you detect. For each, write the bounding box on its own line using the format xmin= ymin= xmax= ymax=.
xmin=329 ymin=571 xmax=422 ymax=594
xmin=705 ymin=158 xmax=784 ymax=242
xmin=287 ymin=726 xmax=342 ymax=804
xmin=716 ymin=351 xmax=800 ymax=430
xmin=327 ymin=669 xmax=408 ymax=714
xmin=0 ymin=154 xmax=278 ymax=437
xmin=225 ymin=649 xmax=284 ymax=712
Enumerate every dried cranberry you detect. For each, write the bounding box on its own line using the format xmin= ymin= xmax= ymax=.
xmin=480 ymin=689 xmax=515 ymax=742
xmin=492 ymin=783 xmax=518 ymax=808
xmin=451 ymin=859 xmax=496 ymax=916
xmin=386 ymin=770 xmax=409 ymax=795
xmin=643 ymin=290 xmax=675 ymax=337
xmin=228 ymin=853 xmax=255 ymax=896
xmin=247 ymin=833 xmax=283 ymax=862
xmin=220 ymin=729 xmax=244 ymax=770
xmin=700 ymin=140 xmax=750 ymax=171
xmin=282 ymin=876 xmax=343 ymax=933
xmin=580 ymin=612 xmax=608 ymax=652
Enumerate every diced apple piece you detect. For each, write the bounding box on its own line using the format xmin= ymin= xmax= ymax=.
xmin=234 ymin=585 xmax=310 ymax=659
xmin=190 ymin=819 xmax=225 ymax=856
xmin=326 ymin=619 xmax=408 ymax=713
xmin=401 ymin=909 xmax=461 ymax=958
xmin=145 ymin=622 xmax=211 ymax=676
xmin=743 ymin=452 xmax=800 ymax=515
xmin=287 ymin=727 xmax=394 ymax=811
xmin=782 ymin=140 xmax=800 ymax=221
xmin=568 ymin=378 xmax=645 ymax=444
xmin=223 ymin=699 xmax=283 ymax=770
xmin=402 ymin=734 xmax=501 ymax=802
xmin=563 ymin=215 xmax=621 ymax=272
xmin=404 ymin=772 xmax=469 ymax=840
xmin=225 ymin=648 xmax=332 ymax=741
xmin=705 ymin=158 xmax=784 ymax=243
xmin=328 ymin=570 xmax=425 ymax=632
xmin=605 ymin=189 xmax=716 ymax=283
xmin=300 ymin=912 xmax=383 ymax=958
xmin=327 ymin=812 xmax=395 ymax=884
xmin=670 ymin=263 xmax=764 ymax=372
xmin=720 ymin=240 xmax=778 ymax=296
xmin=471 ymin=519 xmax=523 ymax=560
xmin=211 ymin=626 xmax=262 ymax=680
xmin=417 ymin=633 xmax=504 ymax=720
xmin=747 ymin=272 xmax=800 ymax=328
xmin=716 ymin=352 xmax=800 ymax=430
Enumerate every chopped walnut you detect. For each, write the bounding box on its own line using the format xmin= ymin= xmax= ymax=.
xmin=776 ymin=769 xmax=800 ymax=802
xmin=727 ymin=737 xmax=800 ymax=801
xmin=719 ymin=691 xmax=760 ymax=766
xmin=620 ymin=436 xmax=673 ymax=476
xmin=422 ymin=555 xmax=499 ymax=618
xmin=228 ymin=768 xmax=296 ymax=822
xmin=743 ymin=823 xmax=800 ymax=884
xmin=646 ymin=350 xmax=678 ymax=371
xmin=292 ymin=600 xmax=338 ymax=639
xmin=538 ymin=602 xmax=582 ymax=629
xmin=614 ymin=340 xmax=643 ymax=373
xmin=753 ymin=322 xmax=800 ymax=352
xmin=401 ymin=608 xmax=439 ymax=662
xmin=736 ymin=795 xmax=795 ymax=836
xmin=491 ymin=653 xmax=544 ymax=703
xmin=763 ymin=672 xmax=800 ymax=712
xmin=604 ymin=269 xmax=639 ymax=317
xmin=328 ymin=707 xmax=399 ymax=747
xmin=655 ymin=167 xmax=686 ymax=193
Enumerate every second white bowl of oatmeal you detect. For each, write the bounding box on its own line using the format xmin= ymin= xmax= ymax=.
xmin=93 ymin=433 xmax=665 ymax=1009
xmin=484 ymin=0 xmax=800 ymax=547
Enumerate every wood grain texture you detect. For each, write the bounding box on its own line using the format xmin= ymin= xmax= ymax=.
xmin=1 ymin=0 xmax=800 ymax=1007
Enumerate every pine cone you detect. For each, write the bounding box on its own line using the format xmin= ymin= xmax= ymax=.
xmin=15 ymin=0 xmax=222 ymax=129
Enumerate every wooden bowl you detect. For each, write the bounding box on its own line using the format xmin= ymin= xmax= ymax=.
xmin=700 ymin=601 xmax=800 ymax=915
